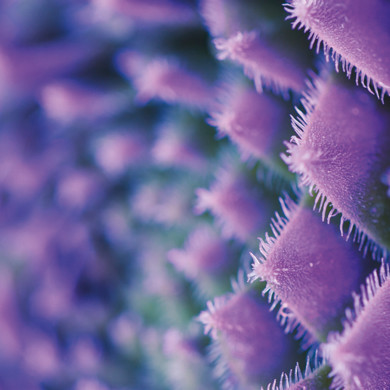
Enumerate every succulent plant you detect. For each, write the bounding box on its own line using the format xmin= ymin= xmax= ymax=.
xmin=0 ymin=1 xmax=388 ymax=389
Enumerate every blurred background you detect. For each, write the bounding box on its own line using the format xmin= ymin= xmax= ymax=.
xmin=0 ymin=1 xmax=309 ymax=389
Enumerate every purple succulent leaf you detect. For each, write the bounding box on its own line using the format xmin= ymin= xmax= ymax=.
xmin=135 ymin=239 xmax=185 ymax=299
xmin=93 ymin=130 xmax=148 ymax=176
xmin=249 ymin=196 xmax=371 ymax=347
xmin=209 ymin=81 xmax=290 ymax=163
xmin=195 ymin=166 xmax=276 ymax=242
xmin=198 ymin=289 xmax=295 ymax=389
xmin=30 ymin=268 xmax=74 ymax=321
xmin=56 ymin=168 xmax=105 ymax=211
xmin=22 ymin=330 xmax=62 ymax=379
xmin=199 ymin=0 xmax=263 ymax=38
xmin=323 ymin=263 xmax=390 ymax=390
xmin=39 ymin=80 xmax=126 ymax=124
xmin=283 ymin=72 xmax=390 ymax=257
xmin=167 ymin=225 xmax=230 ymax=280
xmin=199 ymin=0 xmax=290 ymax=39
xmin=163 ymin=328 xmax=200 ymax=359
xmin=122 ymin=56 xmax=215 ymax=109
xmin=199 ymin=0 xmax=235 ymax=37
xmin=284 ymin=0 xmax=390 ymax=101
xmin=214 ymin=30 xmax=307 ymax=97
xmin=152 ymin=123 xmax=207 ymax=172
xmin=67 ymin=337 xmax=102 ymax=375
xmin=3 ymin=1 xmax=390 ymax=388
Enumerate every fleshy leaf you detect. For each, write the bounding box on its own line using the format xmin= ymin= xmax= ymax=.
xmin=39 ymin=80 xmax=125 ymax=124
xmin=249 ymin=197 xmax=371 ymax=346
xmin=284 ymin=0 xmax=390 ymax=101
xmin=56 ymin=168 xmax=105 ymax=211
xmin=283 ymin=72 xmax=390 ymax=257
xmin=324 ymin=263 xmax=390 ymax=390
xmin=122 ymin=56 xmax=215 ymax=108
xmin=199 ymin=289 xmax=295 ymax=389
xmin=200 ymin=0 xmax=237 ymax=38
xmin=195 ymin=166 xmax=276 ymax=242
xmin=93 ymin=130 xmax=148 ymax=176
xmin=199 ymin=0 xmax=277 ymax=38
xmin=209 ymin=81 xmax=290 ymax=164
xmin=168 ymin=225 xmax=230 ymax=280
xmin=132 ymin=176 xmax=196 ymax=227
xmin=214 ymin=30 xmax=307 ymax=96
xmin=152 ymin=122 xmax=207 ymax=172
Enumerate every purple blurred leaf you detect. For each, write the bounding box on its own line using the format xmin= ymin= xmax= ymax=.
xmin=214 ymin=30 xmax=307 ymax=96
xmin=168 ymin=225 xmax=229 ymax=280
xmin=209 ymin=81 xmax=290 ymax=163
xmin=195 ymin=166 xmax=275 ymax=241
xmin=120 ymin=55 xmax=215 ymax=109
xmin=199 ymin=289 xmax=295 ymax=388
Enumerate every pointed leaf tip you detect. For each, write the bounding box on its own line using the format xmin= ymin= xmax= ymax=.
xmin=214 ymin=30 xmax=307 ymax=96
xmin=209 ymin=82 xmax=290 ymax=163
xmin=251 ymin=201 xmax=371 ymax=345
xmin=285 ymin=0 xmax=390 ymax=100
xmin=195 ymin=168 xmax=276 ymax=241
xmin=284 ymin=73 xmax=390 ymax=256
xmin=199 ymin=291 xmax=295 ymax=388
xmin=324 ymin=264 xmax=390 ymax=390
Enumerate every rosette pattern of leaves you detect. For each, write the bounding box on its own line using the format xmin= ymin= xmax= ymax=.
xmin=0 ymin=1 xmax=388 ymax=389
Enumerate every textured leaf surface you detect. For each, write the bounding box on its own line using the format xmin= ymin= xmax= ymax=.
xmin=285 ymin=0 xmax=390 ymax=100
xmin=199 ymin=290 xmax=294 ymax=388
xmin=283 ymin=74 xmax=390 ymax=255
xmin=215 ymin=30 xmax=307 ymax=95
xmin=250 ymin=200 xmax=370 ymax=344
xmin=324 ymin=265 xmax=390 ymax=389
